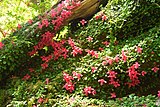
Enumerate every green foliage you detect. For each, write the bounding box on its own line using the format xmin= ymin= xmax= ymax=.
xmin=4 ymin=76 xmax=158 ymax=106
xmin=0 ymin=0 xmax=160 ymax=106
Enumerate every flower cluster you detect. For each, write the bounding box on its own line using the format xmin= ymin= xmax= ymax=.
xmin=63 ymin=72 xmax=74 ymax=92
xmin=83 ymin=86 xmax=96 ymax=96
xmin=107 ymin=70 xmax=120 ymax=87
xmin=28 ymin=0 xmax=81 ymax=70
xmin=126 ymin=62 xmax=141 ymax=87
xmin=95 ymin=12 xmax=107 ymax=21
xmin=68 ymin=38 xmax=83 ymax=57
xmin=63 ymin=71 xmax=83 ymax=92
xmin=86 ymin=49 xmax=99 ymax=58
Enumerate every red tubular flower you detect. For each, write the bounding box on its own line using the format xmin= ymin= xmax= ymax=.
xmin=158 ymin=91 xmax=160 ymax=98
xmin=0 ymin=42 xmax=4 ymax=49
xmin=152 ymin=66 xmax=159 ymax=73
xmin=17 ymin=24 xmax=22 ymax=29
xmin=63 ymin=72 xmax=74 ymax=83
xmin=102 ymin=41 xmax=110 ymax=46
xmin=38 ymin=22 xmax=43 ymax=29
xmin=114 ymin=56 xmax=119 ymax=63
xmin=72 ymin=71 xmax=83 ymax=81
xmin=126 ymin=64 xmax=141 ymax=87
xmin=136 ymin=46 xmax=143 ymax=54
xmin=95 ymin=15 xmax=100 ymax=20
xmin=83 ymin=87 xmax=96 ymax=96
xmin=22 ymin=74 xmax=31 ymax=80
xmin=107 ymin=59 xmax=113 ymax=65
xmin=141 ymin=71 xmax=147 ymax=76
xmin=42 ymin=19 xmax=50 ymax=27
xmin=91 ymin=67 xmax=97 ymax=73
xmin=29 ymin=68 xmax=34 ymax=73
xmin=121 ymin=50 xmax=127 ymax=62
xmin=37 ymin=97 xmax=44 ymax=103
xmin=45 ymin=78 xmax=49 ymax=84
xmin=133 ymin=62 xmax=140 ymax=69
xmin=98 ymin=79 xmax=107 ymax=86
xmin=107 ymin=70 xmax=117 ymax=79
xmin=102 ymin=15 xmax=107 ymax=21
xmin=32 ymin=105 xmax=37 ymax=107
xmin=99 ymin=47 xmax=104 ymax=51
xmin=102 ymin=61 xmax=107 ymax=66
xmin=80 ymin=19 xmax=87 ymax=26
xmin=68 ymin=38 xmax=75 ymax=47
xmin=63 ymin=82 xmax=74 ymax=92
xmin=71 ymin=46 xmax=83 ymax=57
xmin=86 ymin=50 xmax=98 ymax=58
xmin=86 ymin=36 xmax=93 ymax=42
xmin=110 ymin=92 xmax=116 ymax=98
xmin=28 ymin=19 xmax=33 ymax=24
xmin=41 ymin=63 xmax=48 ymax=69
xmin=109 ymin=79 xmax=120 ymax=87
xmin=50 ymin=9 xmax=57 ymax=18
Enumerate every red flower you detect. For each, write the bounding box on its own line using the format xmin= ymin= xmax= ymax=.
xmin=0 ymin=42 xmax=4 ymax=49
xmin=114 ymin=56 xmax=119 ymax=63
xmin=141 ymin=71 xmax=147 ymax=76
xmin=42 ymin=19 xmax=50 ymax=27
xmin=71 ymin=46 xmax=83 ymax=57
xmin=121 ymin=50 xmax=127 ymax=62
xmin=72 ymin=71 xmax=83 ymax=81
xmin=158 ymin=91 xmax=160 ymax=98
xmin=50 ymin=9 xmax=57 ymax=18
xmin=22 ymin=74 xmax=31 ymax=80
xmin=107 ymin=70 xmax=117 ymax=79
xmin=63 ymin=82 xmax=74 ymax=92
xmin=41 ymin=63 xmax=48 ymax=69
xmin=99 ymin=47 xmax=104 ymax=51
xmin=102 ymin=15 xmax=107 ymax=21
xmin=45 ymin=78 xmax=49 ymax=84
xmin=95 ymin=15 xmax=100 ymax=20
xmin=133 ymin=62 xmax=140 ymax=69
xmin=80 ymin=19 xmax=87 ymax=26
xmin=110 ymin=92 xmax=116 ymax=98
xmin=63 ymin=72 xmax=74 ymax=83
xmin=136 ymin=46 xmax=142 ymax=54
xmin=38 ymin=22 xmax=43 ymax=29
xmin=102 ymin=61 xmax=107 ymax=66
xmin=152 ymin=66 xmax=159 ymax=73
xmin=32 ymin=105 xmax=37 ymax=107
xmin=17 ymin=24 xmax=22 ymax=29
xmin=28 ymin=19 xmax=33 ymax=24
xmin=98 ymin=79 xmax=107 ymax=86
xmin=86 ymin=36 xmax=93 ymax=42
xmin=68 ymin=38 xmax=75 ymax=47
xmin=83 ymin=87 xmax=96 ymax=96
xmin=109 ymin=79 xmax=120 ymax=87
xmin=86 ymin=50 xmax=99 ymax=58
xmin=28 ymin=68 xmax=34 ymax=73
xmin=37 ymin=97 xmax=44 ymax=103
xmin=91 ymin=67 xmax=97 ymax=73
xmin=102 ymin=41 xmax=110 ymax=46
xmin=107 ymin=59 xmax=113 ymax=65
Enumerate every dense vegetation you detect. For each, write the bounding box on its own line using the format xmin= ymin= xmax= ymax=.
xmin=0 ymin=0 xmax=160 ymax=106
